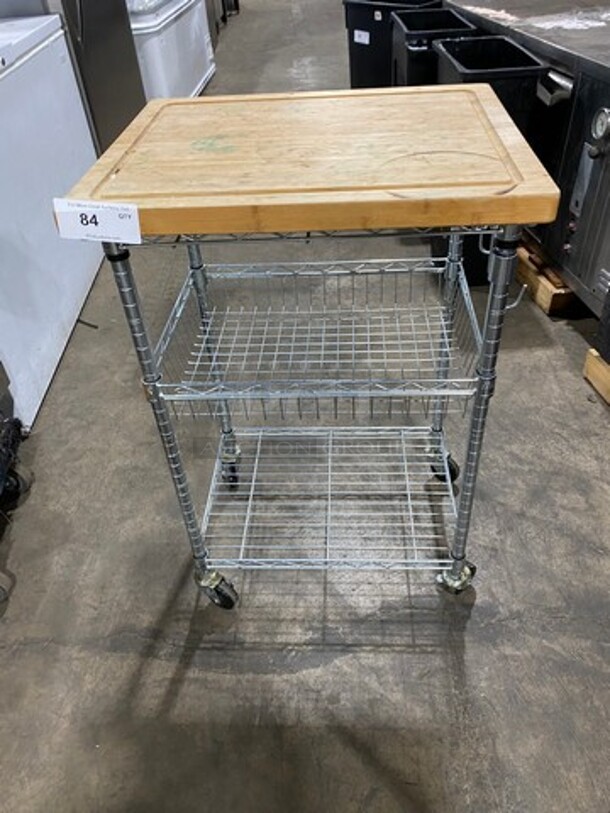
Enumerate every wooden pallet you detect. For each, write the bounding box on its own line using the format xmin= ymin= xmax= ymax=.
xmin=516 ymin=246 xmax=575 ymax=315
xmin=583 ymin=348 xmax=610 ymax=404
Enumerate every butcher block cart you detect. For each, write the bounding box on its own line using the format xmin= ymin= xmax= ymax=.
xmin=64 ymin=87 xmax=558 ymax=609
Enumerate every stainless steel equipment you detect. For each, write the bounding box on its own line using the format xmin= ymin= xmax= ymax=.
xmin=543 ymin=76 xmax=610 ymax=317
xmin=448 ymin=1 xmax=610 ymax=349
xmin=0 ymin=0 xmax=146 ymax=153
xmin=0 ymin=1 xmax=47 ymax=13
xmin=206 ymin=0 xmax=228 ymax=46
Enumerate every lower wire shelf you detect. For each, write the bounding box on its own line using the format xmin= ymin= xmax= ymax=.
xmin=201 ymin=427 xmax=456 ymax=571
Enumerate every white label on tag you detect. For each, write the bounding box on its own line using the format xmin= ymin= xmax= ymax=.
xmin=53 ymin=198 xmax=142 ymax=244
xmin=374 ymin=10 xmax=382 ymax=21
xmin=354 ymin=29 xmax=370 ymax=45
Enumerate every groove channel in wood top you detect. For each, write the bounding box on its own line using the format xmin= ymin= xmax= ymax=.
xmin=69 ymin=86 xmax=560 ymax=235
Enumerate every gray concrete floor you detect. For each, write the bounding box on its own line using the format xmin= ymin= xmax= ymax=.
xmin=2 ymin=1 xmax=610 ymax=811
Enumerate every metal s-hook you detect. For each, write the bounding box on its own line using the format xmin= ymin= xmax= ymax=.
xmin=506 ymin=284 xmax=528 ymax=311
xmin=478 ymin=233 xmax=493 ymax=256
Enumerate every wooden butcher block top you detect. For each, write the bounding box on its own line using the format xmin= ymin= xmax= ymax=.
xmin=69 ymin=86 xmax=559 ymax=235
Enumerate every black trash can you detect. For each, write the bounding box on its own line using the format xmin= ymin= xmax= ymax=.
xmin=433 ymin=36 xmax=546 ymax=284
xmin=391 ymin=9 xmax=477 ymax=86
xmin=344 ymin=0 xmax=441 ymax=89
xmin=434 ymin=35 xmax=545 ymax=135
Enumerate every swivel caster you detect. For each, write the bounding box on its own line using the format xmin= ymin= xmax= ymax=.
xmin=436 ymin=562 xmax=476 ymax=595
xmin=221 ymin=463 xmax=239 ymax=491
xmin=1 ymin=466 xmax=31 ymax=505
xmin=431 ymin=455 xmax=460 ymax=483
xmin=194 ymin=569 xmax=239 ymax=610
xmin=221 ymin=438 xmax=241 ymax=492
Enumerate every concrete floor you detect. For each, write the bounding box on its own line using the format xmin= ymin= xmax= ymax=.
xmin=2 ymin=1 xmax=610 ymax=811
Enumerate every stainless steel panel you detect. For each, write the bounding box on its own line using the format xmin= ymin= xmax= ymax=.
xmin=568 ymin=145 xmax=594 ymax=217
xmin=0 ymin=1 xmax=47 ymax=15
xmin=50 ymin=0 xmax=146 ymax=152
xmin=581 ymin=166 xmax=610 ymax=298
xmin=205 ymin=0 xmax=219 ymax=48
xmin=535 ymin=73 xmax=610 ymax=316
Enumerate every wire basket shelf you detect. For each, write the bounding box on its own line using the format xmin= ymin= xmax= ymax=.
xmin=156 ymin=259 xmax=481 ymax=409
xmin=201 ymin=427 xmax=456 ymax=571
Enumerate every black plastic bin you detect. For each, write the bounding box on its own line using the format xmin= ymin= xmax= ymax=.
xmin=344 ymin=0 xmax=441 ymax=89
xmin=391 ymin=9 xmax=477 ymax=86
xmin=432 ymin=35 xmax=546 ymax=283
xmin=434 ymin=35 xmax=545 ymax=135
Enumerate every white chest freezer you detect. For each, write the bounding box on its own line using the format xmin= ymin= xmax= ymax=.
xmin=0 ymin=15 xmax=101 ymax=427
xmin=127 ymin=0 xmax=215 ymax=99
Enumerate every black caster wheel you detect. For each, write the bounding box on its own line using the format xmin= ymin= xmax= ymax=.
xmin=1 ymin=467 xmax=31 ymax=505
xmin=221 ymin=463 xmax=239 ymax=491
xmin=204 ymin=577 xmax=239 ymax=610
xmin=195 ymin=570 xmax=239 ymax=610
xmin=0 ymin=572 xmax=14 ymax=602
xmin=432 ymin=456 xmax=460 ymax=483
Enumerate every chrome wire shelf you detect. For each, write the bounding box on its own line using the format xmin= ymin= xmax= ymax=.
xmin=156 ymin=259 xmax=481 ymax=403
xmin=201 ymin=428 xmax=455 ymax=571
xmin=170 ymin=393 xmax=472 ymax=423
xmin=104 ymin=223 xmax=524 ymax=603
xmin=139 ymin=225 xmax=503 ymax=246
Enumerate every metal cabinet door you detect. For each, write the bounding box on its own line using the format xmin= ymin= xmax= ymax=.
xmin=48 ymin=0 xmax=146 ymax=152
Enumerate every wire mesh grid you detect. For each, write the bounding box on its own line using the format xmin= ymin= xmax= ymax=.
xmin=201 ymin=427 xmax=456 ymax=571
xmin=139 ymin=225 xmax=502 ymax=246
xmin=155 ymin=259 xmax=481 ymax=416
xmin=172 ymin=394 xmax=473 ymax=425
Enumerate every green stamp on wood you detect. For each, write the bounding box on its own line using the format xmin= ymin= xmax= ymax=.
xmin=191 ymin=135 xmax=236 ymax=153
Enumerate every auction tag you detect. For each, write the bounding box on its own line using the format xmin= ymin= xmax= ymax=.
xmin=354 ymin=29 xmax=370 ymax=45
xmin=53 ymin=198 xmax=142 ymax=244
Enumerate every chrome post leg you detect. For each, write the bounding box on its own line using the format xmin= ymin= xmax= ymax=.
xmin=431 ymin=234 xmax=462 ymax=478
xmin=437 ymin=226 xmax=521 ymax=593
xmin=104 ymin=243 xmax=234 ymax=601
xmin=432 ymin=232 xmax=462 ymax=432
xmin=187 ymin=243 xmax=240 ymax=482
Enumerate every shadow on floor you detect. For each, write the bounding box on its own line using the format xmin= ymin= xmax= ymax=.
xmin=73 ymin=561 xmax=500 ymax=812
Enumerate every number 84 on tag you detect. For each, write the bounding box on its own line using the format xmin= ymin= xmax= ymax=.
xmin=53 ymin=198 xmax=142 ymax=244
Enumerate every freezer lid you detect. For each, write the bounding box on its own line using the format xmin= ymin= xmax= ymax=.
xmin=126 ymin=0 xmax=175 ymax=13
xmin=128 ymin=0 xmax=196 ymax=32
xmin=0 ymin=14 xmax=60 ymax=71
